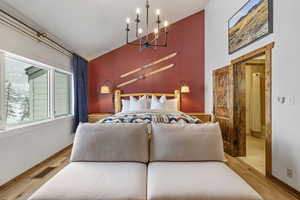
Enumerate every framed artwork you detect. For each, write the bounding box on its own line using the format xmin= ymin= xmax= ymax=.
xmin=228 ymin=0 xmax=273 ymax=54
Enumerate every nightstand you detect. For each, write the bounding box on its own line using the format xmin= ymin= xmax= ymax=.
xmin=88 ymin=113 xmax=113 ymax=123
xmin=185 ymin=113 xmax=212 ymax=123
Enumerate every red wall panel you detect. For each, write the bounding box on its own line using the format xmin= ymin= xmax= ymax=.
xmin=88 ymin=11 xmax=205 ymax=113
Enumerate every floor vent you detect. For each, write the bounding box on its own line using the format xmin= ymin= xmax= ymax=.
xmin=32 ymin=167 xmax=56 ymax=179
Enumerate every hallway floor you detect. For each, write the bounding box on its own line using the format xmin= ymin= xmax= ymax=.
xmin=239 ymin=135 xmax=266 ymax=175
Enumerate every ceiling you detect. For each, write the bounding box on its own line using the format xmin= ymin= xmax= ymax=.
xmin=1 ymin=0 xmax=209 ymax=60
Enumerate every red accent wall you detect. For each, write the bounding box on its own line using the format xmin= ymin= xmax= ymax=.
xmin=88 ymin=11 xmax=205 ymax=113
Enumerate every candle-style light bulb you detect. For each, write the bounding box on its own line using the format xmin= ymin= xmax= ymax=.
xmin=154 ymin=28 xmax=158 ymax=34
xmin=136 ymin=8 xmax=141 ymax=14
xmin=138 ymin=28 xmax=143 ymax=34
xmin=126 ymin=18 xmax=131 ymax=24
xmin=156 ymin=9 xmax=160 ymax=16
xmin=164 ymin=21 xmax=169 ymax=27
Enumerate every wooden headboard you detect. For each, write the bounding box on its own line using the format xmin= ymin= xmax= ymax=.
xmin=114 ymin=90 xmax=181 ymax=113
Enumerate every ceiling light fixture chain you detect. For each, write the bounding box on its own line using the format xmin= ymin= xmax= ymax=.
xmin=125 ymin=0 xmax=169 ymax=52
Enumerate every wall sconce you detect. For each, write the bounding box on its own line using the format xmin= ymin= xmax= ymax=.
xmin=180 ymin=84 xmax=190 ymax=93
xmin=100 ymin=85 xmax=111 ymax=94
xmin=100 ymin=80 xmax=112 ymax=94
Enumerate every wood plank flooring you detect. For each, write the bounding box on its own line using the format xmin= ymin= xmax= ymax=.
xmin=0 ymin=146 xmax=299 ymax=200
xmin=238 ymin=135 xmax=266 ymax=175
xmin=226 ymin=154 xmax=300 ymax=200
xmin=0 ymin=146 xmax=71 ymax=200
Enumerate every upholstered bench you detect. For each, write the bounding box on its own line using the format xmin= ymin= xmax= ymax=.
xmin=29 ymin=162 xmax=146 ymax=200
xmin=29 ymin=123 xmax=261 ymax=200
xmin=147 ymin=123 xmax=261 ymax=200
xmin=29 ymin=123 xmax=148 ymax=200
xmin=147 ymin=162 xmax=260 ymax=200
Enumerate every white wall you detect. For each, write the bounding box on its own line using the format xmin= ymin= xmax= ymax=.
xmin=0 ymin=117 xmax=73 ymax=185
xmin=0 ymin=23 xmax=71 ymax=72
xmin=205 ymin=0 xmax=300 ymax=191
xmin=0 ymin=22 xmax=74 ymax=185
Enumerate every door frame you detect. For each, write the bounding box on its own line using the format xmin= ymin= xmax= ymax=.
xmin=231 ymin=42 xmax=274 ymax=177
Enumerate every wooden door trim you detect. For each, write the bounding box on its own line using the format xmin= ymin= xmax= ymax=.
xmin=231 ymin=42 xmax=274 ymax=177
xmin=231 ymin=42 xmax=274 ymax=64
xmin=232 ymin=62 xmax=247 ymax=157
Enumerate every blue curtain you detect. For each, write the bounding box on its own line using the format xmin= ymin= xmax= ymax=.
xmin=72 ymin=54 xmax=88 ymax=132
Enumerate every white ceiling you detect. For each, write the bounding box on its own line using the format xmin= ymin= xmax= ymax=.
xmin=1 ymin=0 xmax=209 ymax=60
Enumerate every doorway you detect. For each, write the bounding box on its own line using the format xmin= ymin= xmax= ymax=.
xmin=231 ymin=43 xmax=274 ymax=176
xmin=213 ymin=43 xmax=273 ymax=176
xmin=237 ymin=55 xmax=267 ymax=175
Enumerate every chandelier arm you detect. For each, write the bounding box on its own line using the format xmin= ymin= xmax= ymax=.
xmin=148 ymin=37 xmax=157 ymax=44
xmin=148 ymin=44 xmax=168 ymax=47
xmin=126 ymin=35 xmax=140 ymax=46
xmin=157 ymin=16 xmax=160 ymax=33
xmin=148 ymin=31 xmax=167 ymax=46
xmin=126 ymin=40 xmax=142 ymax=46
xmin=148 ymin=35 xmax=168 ymax=47
xmin=126 ymin=28 xmax=129 ymax=44
xmin=146 ymin=0 xmax=149 ymax=39
xmin=125 ymin=0 xmax=168 ymax=51
xmin=135 ymin=20 xmax=139 ymax=38
xmin=164 ymin=31 xmax=168 ymax=47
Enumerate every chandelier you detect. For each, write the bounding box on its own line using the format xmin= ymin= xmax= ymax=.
xmin=125 ymin=0 xmax=169 ymax=51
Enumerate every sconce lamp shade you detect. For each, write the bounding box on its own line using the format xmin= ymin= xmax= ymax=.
xmin=100 ymin=85 xmax=111 ymax=94
xmin=181 ymin=85 xmax=190 ymax=93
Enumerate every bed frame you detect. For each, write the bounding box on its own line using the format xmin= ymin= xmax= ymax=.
xmin=114 ymin=90 xmax=181 ymax=113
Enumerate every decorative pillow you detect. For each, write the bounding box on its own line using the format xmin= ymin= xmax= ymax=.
xmin=146 ymin=97 xmax=151 ymax=109
xmin=71 ymin=123 xmax=149 ymax=163
xmin=164 ymin=99 xmax=178 ymax=112
xmin=151 ymin=96 xmax=166 ymax=110
xmin=121 ymin=99 xmax=130 ymax=112
xmin=129 ymin=96 xmax=148 ymax=111
xmin=159 ymin=95 xmax=167 ymax=103
xmin=150 ymin=123 xmax=225 ymax=162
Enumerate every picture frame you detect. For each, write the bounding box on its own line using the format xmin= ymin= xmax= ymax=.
xmin=228 ymin=0 xmax=273 ymax=54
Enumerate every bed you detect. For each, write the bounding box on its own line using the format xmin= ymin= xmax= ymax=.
xmin=98 ymin=90 xmax=211 ymax=125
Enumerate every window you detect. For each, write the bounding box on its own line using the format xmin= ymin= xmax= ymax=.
xmin=54 ymin=71 xmax=71 ymax=117
xmin=0 ymin=51 xmax=72 ymax=129
xmin=5 ymin=58 xmax=49 ymax=125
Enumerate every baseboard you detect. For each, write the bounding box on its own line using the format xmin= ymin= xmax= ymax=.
xmin=0 ymin=144 xmax=73 ymax=190
xmin=270 ymin=175 xmax=300 ymax=199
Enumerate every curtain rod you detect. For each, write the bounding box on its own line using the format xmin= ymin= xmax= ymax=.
xmin=0 ymin=8 xmax=74 ymax=57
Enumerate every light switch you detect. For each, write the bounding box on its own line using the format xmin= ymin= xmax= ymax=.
xmin=277 ymin=96 xmax=286 ymax=104
xmin=277 ymin=96 xmax=296 ymax=105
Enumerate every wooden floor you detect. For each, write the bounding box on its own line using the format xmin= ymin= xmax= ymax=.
xmin=0 ymin=147 xmax=71 ymax=200
xmin=239 ymin=135 xmax=266 ymax=175
xmin=0 ymin=146 xmax=299 ymax=200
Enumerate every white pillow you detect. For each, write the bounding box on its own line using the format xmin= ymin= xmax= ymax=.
xmin=121 ymin=99 xmax=130 ymax=112
xmin=159 ymin=95 xmax=167 ymax=103
xmin=129 ymin=96 xmax=148 ymax=111
xmin=164 ymin=99 xmax=178 ymax=112
xmin=151 ymin=96 xmax=166 ymax=110
xmin=146 ymin=97 xmax=151 ymax=109
xmin=155 ymin=95 xmax=177 ymax=112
